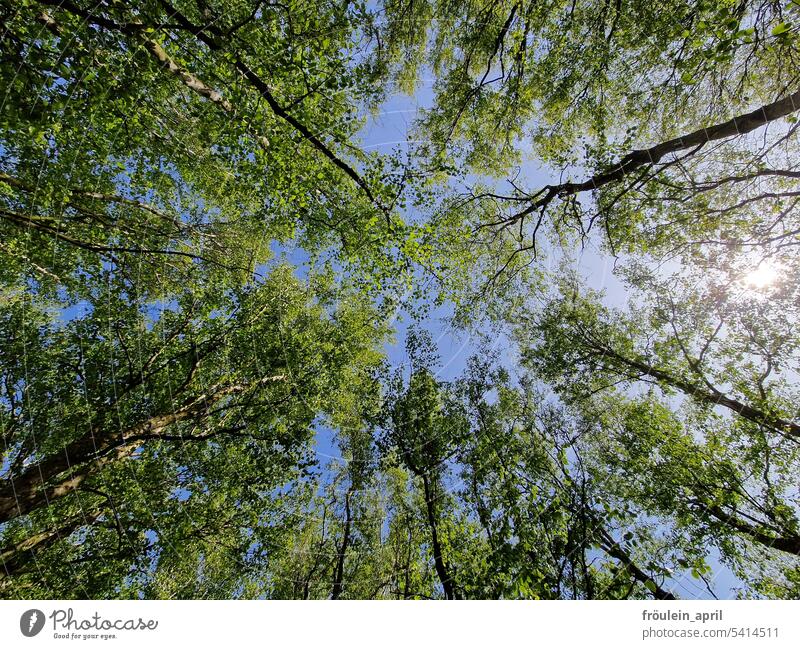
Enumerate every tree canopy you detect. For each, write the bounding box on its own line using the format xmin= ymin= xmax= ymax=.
xmin=2 ymin=0 xmax=800 ymax=599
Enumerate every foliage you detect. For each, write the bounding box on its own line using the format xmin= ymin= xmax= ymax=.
xmin=2 ymin=0 xmax=800 ymax=600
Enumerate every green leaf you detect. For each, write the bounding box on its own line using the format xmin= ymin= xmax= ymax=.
xmin=772 ymin=22 xmax=791 ymax=36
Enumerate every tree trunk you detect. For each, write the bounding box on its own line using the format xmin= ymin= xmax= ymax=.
xmin=421 ymin=473 xmax=458 ymax=599
xmin=331 ymin=488 xmax=353 ymax=599
xmin=593 ymin=343 xmax=800 ymax=438
xmin=0 ymin=508 xmax=102 ymax=579
xmin=506 ymin=89 xmax=800 ymax=224
xmin=0 ymin=379 xmax=270 ymax=522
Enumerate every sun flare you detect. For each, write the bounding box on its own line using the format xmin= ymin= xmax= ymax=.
xmin=743 ymin=263 xmax=780 ymax=289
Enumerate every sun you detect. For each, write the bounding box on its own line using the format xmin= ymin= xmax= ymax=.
xmin=743 ymin=262 xmax=780 ymax=289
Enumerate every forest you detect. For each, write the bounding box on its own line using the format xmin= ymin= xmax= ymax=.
xmin=1 ymin=0 xmax=799 ymax=600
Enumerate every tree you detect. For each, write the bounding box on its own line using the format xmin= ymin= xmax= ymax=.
xmin=0 ymin=266 xmax=388 ymax=597
xmin=3 ymin=0 xmax=800 ymax=601
xmin=380 ymin=331 xmax=469 ymax=599
xmin=373 ymin=1 xmax=800 ymax=308
xmin=376 ymin=0 xmax=798 ymax=172
xmin=1 ymin=0 xmax=424 ymax=301
xmin=512 ymin=271 xmax=800 ymax=596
